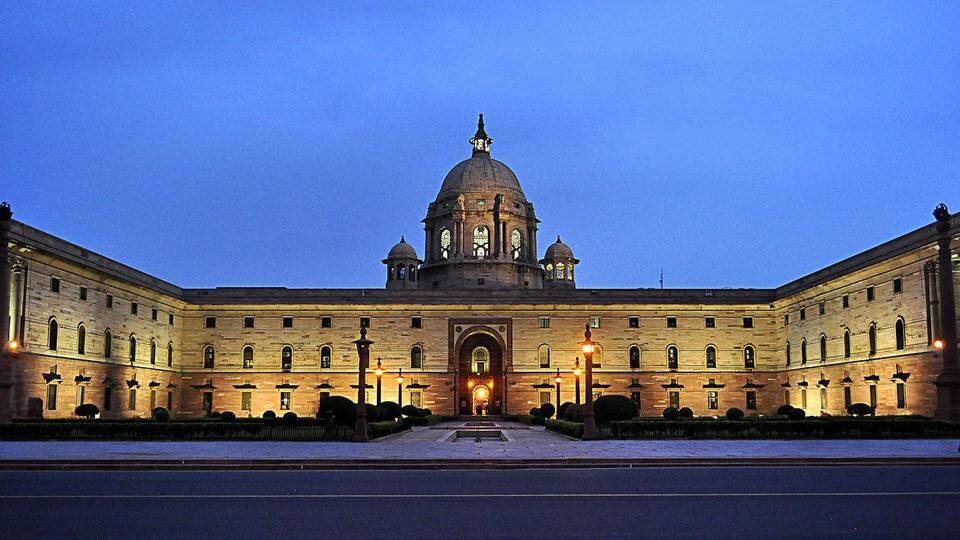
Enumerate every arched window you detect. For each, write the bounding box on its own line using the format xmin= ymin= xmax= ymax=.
xmin=104 ymin=330 xmax=112 ymax=358
xmin=48 ymin=318 xmax=58 ymax=350
xmin=242 ymin=346 xmax=254 ymax=369
xmin=167 ymin=342 xmax=174 ymax=367
xmin=567 ymin=265 xmax=574 ymax=280
xmin=629 ymin=345 xmax=641 ymax=369
xmin=843 ymin=329 xmax=851 ymax=358
xmin=203 ymin=345 xmax=215 ymax=368
xmin=473 ymin=225 xmax=490 ymax=257
xmin=150 ymin=339 xmax=157 ymax=365
xmin=281 ymin=346 xmax=293 ymax=370
xmin=77 ymin=324 xmax=86 ymax=355
xmin=511 ymin=229 xmax=522 ymax=260
xmin=471 ymin=346 xmax=488 ymax=373
xmin=800 ymin=338 xmax=807 ymax=364
xmin=320 ymin=346 xmax=332 ymax=368
xmin=705 ymin=345 xmax=717 ymax=368
xmin=667 ymin=345 xmax=679 ymax=369
xmin=538 ymin=344 xmax=551 ymax=368
xmin=555 ymin=262 xmax=565 ymax=280
xmin=409 ymin=265 xmax=416 ymax=282
xmin=410 ymin=345 xmax=423 ymax=369
xmin=439 ymin=228 xmax=451 ymax=259
xmin=868 ymin=324 xmax=877 ymax=355
xmin=785 ymin=341 xmax=791 ymax=366
xmin=545 ymin=263 xmax=553 ymax=280
xmin=819 ymin=334 xmax=827 ymax=363
xmin=128 ymin=335 xmax=137 ymax=363
xmin=895 ymin=318 xmax=905 ymax=350
xmin=744 ymin=345 xmax=756 ymax=369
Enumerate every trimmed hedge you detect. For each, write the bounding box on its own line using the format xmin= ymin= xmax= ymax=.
xmin=517 ymin=414 xmax=545 ymax=426
xmin=609 ymin=416 xmax=960 ymax=439
xmin=317 ymin=396 xmax=356 ymax=427
xmin=593 ymin=395 xmax=639 ymax=426
xmin=403 ymin=414 xmax=443 ymax=427
xmin=368 ymin=420 xmax=410 ymax=439
xmin=563 ymin=404 xmax=584 ymax=422
xmin=545 ymin=418 xmax=584 ymax=438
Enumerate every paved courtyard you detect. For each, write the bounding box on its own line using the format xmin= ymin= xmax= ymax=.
xmin=1 ymin=421 xmax=958 ymax=463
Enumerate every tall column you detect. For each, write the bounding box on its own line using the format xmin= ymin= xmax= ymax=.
xmin=0 ymin=202 xmax=14 ymax=423
xmin=933 ymin=203 xmax=960 ymax=420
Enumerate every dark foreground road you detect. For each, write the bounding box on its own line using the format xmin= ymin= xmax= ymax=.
xmin=0 ymin=466 xmax=958 ymax=539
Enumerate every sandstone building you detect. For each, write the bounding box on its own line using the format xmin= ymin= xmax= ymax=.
xmin=1 ymin=116 xmax=958 ymax=421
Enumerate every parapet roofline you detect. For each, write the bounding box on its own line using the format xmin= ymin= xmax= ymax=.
xmin=7 ymin=210 xmax=957 ymax=304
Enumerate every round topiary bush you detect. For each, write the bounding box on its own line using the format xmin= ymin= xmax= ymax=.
xmin=529 ymin=407 xmax=542 ymax=417
xmin=725 ymin=407 xmax=744 ymax=421
xmin=558 ymin=402 xmax=574 ymax=420
xmin=776 ymin=404 xmax=794 ymax=416
xmin=75 ymin=403 xmax=99 ymax=419
xmin=787 ymin=407 xmax=806 ymax=420
xmin=400 ymin=404 xmax=419 ymax=418
xmin=262 ymin=410 xmax=277 ymax=420
xmin=209 ymin=411 xmax=222 ymax=418
xmin=539 ymin=403 xmax=556 ymax=419
xmin=282 ymin=411 xmax=298 ymax=424
xmin=563 ymin=403 xmax=584 ymax=422
xmin=317 ymin=396 xmax=356 ymax=426
xmin=678 ymin=407 xmax=694 ymax=419
xmin=363 ymin=403 xmax=380 ymax=422
xmin=662 ymin=407 xmax=680 ymax=420
xmin=419 ymin=408 xmax=432 ymax=417
xmin=847 ymin=402 xmax=875 ymax=417
xmin=151 ymin=407 xmax=170 ymax=422
xmin=379 ymin=401 xmax=401 ymax=421
xmin=593 ymin=395 xmax=640 ymax=425
xmin=220 ymin=411 xmax=237 ymax=422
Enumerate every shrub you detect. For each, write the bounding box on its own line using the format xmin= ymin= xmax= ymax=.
xmin=403 ymin=414 xmax=442 ymax=427
xmin=788 ymin=408 xmax=806 ymax=420
xmin=847 ymin=403 xmax=875 ymax=417
xmin=400 ymin=405 xmax=419 ymax=417
xmin=368 ymin=420 xmax=411 ymax=439
xmin=262 ymin=410 xmax=277 ymax=420
xmin=420 ymin=408 xmax=432 ymax=417
xmin=317 ymin=396 xmax=356 ymax=427
xmin=151 ymin=407 xmax=170 ymax=422
xmin=545 ymin=418 xmax=584 ymax=438
xmin=563 ymin=404 xmax=584 ymax=422
xmin=529 ymin=407 xmax=542 ymax=417
xmin=678 ymin=407 xmax=694 ymax=419
xmin=539 ymin=403 xmax=556 ymax=419
xmin=363 ymin=403 xmax=380 ymax=422
xmin=725 ymin=408 xmax=744 ymax=421
xmin=220 ymin=411 xmax=237 ymax=422
xmin=209 ymin=411 xmax=221 ymax=418
xmin=594 ymin=395 xmax=640 ymax=426
xmin=75 ymin=404 xmax=100 ymax=419
xmin=663 ymin=407 xmax=679 ymax=420
xmin=379 ymin=401 xmax=401 ymax=421
xmin=777 ymin=405 xmax=794 ymax=416
xmin=558 ymin=402 xmax=574 ymax=420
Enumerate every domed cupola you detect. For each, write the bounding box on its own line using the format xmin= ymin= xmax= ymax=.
xmin=419 ymin=115 xmax=544 ymax=289
xmin=382 ymin=236 xmax=422 ymax=289
xmin=540 ymin=236 xmax=578 ymax=288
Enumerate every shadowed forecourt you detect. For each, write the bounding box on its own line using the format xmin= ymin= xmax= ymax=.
xmin=0 ymin=467 xmax=958 ymax=539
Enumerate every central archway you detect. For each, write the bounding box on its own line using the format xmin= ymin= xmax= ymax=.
xmin=456 ymin=330 xmax=505 ymax=415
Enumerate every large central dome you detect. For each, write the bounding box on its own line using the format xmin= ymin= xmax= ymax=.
xmin=436 ymin=154 xmax=526 ymax=200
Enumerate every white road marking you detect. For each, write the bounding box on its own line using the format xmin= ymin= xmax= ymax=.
xmin=0 ymin=492 xmax=958 ymax=499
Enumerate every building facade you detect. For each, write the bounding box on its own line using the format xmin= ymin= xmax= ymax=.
xmin=1 ymin=117 xmax=958 ymax=421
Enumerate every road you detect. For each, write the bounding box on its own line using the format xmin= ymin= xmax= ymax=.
xmin=0 ymin=466 xmax=958 ymax=539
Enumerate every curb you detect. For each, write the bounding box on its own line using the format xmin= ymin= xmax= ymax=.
xmin=2 ymin=457 xmax=959 ymax=470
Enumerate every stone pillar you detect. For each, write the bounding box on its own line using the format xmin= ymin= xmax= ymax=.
xmin=933 ymin=203 xmax=960 ymax=420
xmin=0 ymin=202 xmax=13 ymax=422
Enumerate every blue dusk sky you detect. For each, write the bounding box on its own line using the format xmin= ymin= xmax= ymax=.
xmin=2 ymin=2 xmax=957 ymax=289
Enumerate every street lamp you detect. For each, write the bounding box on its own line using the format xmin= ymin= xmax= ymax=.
xmin=554 ymin=368 xmax=562 ymax=414
xmin=375 ymin=357 xmax=384 ymax=405
xmin=353 ymin=326 xmax=374 ymax=442
xmin=396 ymin=368 xmax=405 ymax=409
xmin=573 ymin=357 xmax=582 ymax=405
xmin=578 ymin=323 xmax=599 ymax=440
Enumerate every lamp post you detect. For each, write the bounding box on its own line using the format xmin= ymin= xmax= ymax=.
xmin=353 ymin=326 xmax=373 ymax=442
xmin=374 ymin=357 xmax=384 ymax=406
xmin=573 ymin=357 xmax=582 ymax=405
xmin=396 ymin=368 xmax=404 ymax=409
xmin=933 ymin=203 xmax=960 ymax=420
xmin=578 ymin=323 xmax=599 ymax=440
xmin=554 ymin=368 xmax=562 ymax=414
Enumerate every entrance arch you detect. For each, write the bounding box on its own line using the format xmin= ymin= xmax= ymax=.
xmin=456 ymin=329 xmax=505 ymax=415
xmin=472 ymin=385 xmax=490 ymax=415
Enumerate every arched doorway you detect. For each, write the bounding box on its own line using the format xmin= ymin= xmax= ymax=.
xmin=456 ymin=330 xmax=505 ymax=415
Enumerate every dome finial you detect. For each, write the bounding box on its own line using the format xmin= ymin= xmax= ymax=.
xmin=470 ymin=113 xmax=493 ymax=155
xmin=400 ymin=235 xmax=406 ymax=243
